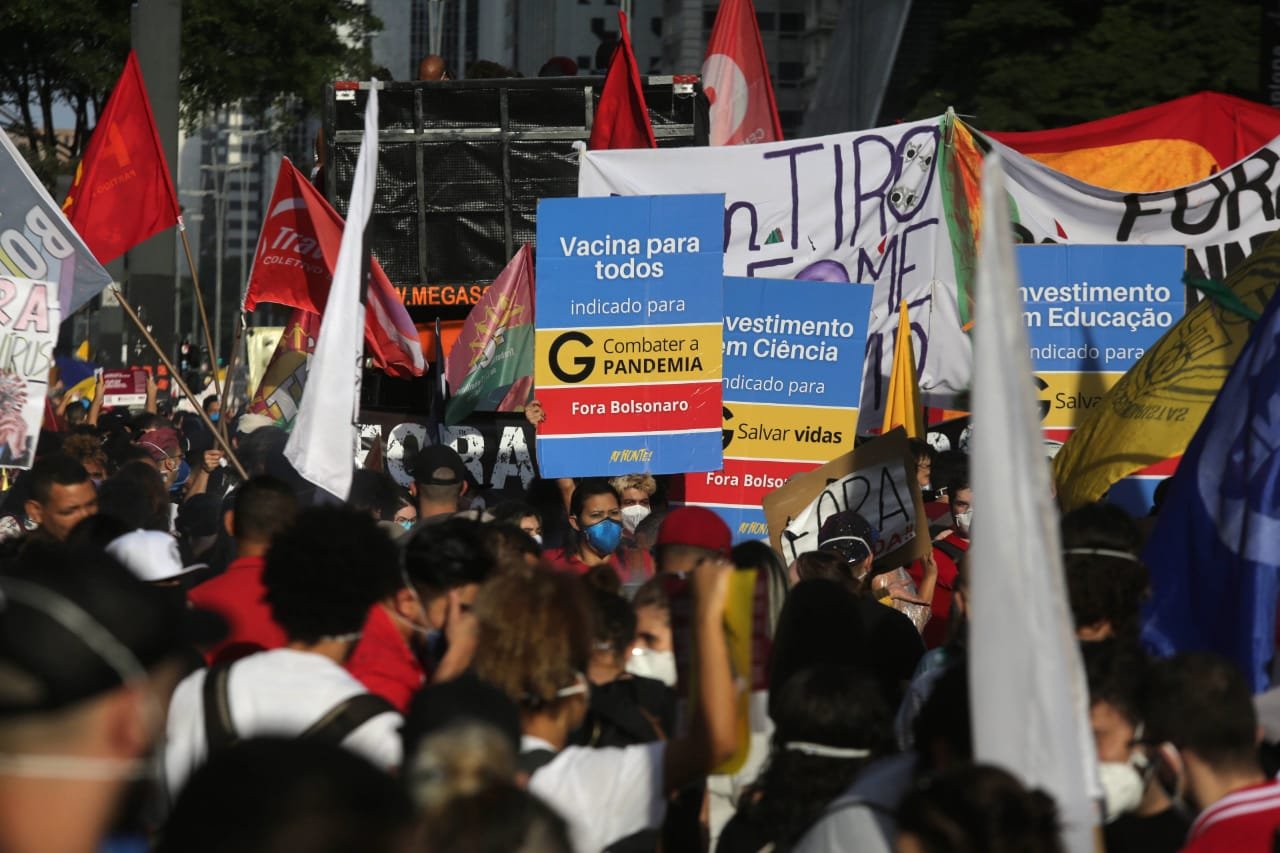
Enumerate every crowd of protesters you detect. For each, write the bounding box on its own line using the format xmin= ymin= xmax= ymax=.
xmin=0 ymin=381 xmax=1278 ymax=853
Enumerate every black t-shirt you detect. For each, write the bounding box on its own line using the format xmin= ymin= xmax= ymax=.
xmin=1104 ymin=807 xmax=1190 ymax=853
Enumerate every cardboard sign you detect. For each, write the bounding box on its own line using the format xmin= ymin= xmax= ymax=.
xmin=101 ymin=368 xmax=148 ymax=408
xmin=679 ymin=276 xmax=873 ymax=541
xmin=534 ymin=194 xmax=725 ymax=476
xmin=762 ymin=428 xmax=928 ymax=566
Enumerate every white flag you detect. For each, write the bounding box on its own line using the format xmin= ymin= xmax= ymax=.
xmin=967 ymin=152 xmax=1101 ymax=852
xmin=284 ymin=84 xmax=380 ymax=500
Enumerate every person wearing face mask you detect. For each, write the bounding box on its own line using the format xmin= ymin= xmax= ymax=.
xmin=346 ymin=518 xmax=496 ymax=712
xmin=908 ymin=469 xmax=971 ymax=649
xmin=472 ymin=558 xmax=737 ymax=853
xmin=202 ymin=395 xmax=221 ymax=425
xmin=628 ymin=577 xmax=678 ymax=687
xmin=611 ymin=474 xmax=659 ymax=582
xmin=545 ymin=479 xmax=635 ymax=578
xmin=1081 ymin=641 xmax=1187 ymax=853
xmin=0 ymin=546 xmax=221 ymax=853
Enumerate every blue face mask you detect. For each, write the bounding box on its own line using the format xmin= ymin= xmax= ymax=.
xmin=209 ymin=412 xmax=220 ymax=423
xmin=399 ymin=519 xmax=415 ymax=531
xmin=169 ymin=459 xmax=191 ymax=493
xmin=583 ymin=517 xmax=623 ymax=555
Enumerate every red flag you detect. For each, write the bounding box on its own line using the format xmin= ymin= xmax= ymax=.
xmin=62 ymin=51 xmax=180 ymax=264
xmin=702 ymin=0 xmax=783 ymax=146
xmin=589 ymin=12 xmax=657 ymax=150
xmin=244 ymin=158 xmax=425 ymax=378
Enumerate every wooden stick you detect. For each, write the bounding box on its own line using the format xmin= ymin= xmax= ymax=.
xmin=220 ymin=310 xmax=246 ymax=442
xmin=177 ymin=221 xmax=224 ymax=408
xmin=112 ymin=286 xmax=248 ymax=480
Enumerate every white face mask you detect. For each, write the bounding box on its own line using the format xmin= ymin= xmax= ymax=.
xmin=1098 ymin=759 xmax=1147 ymax=822
xmin=620 ymin=504 xmax=651 ymax=534
xmin=531 ymin=533 xmax=542 ymax=546
xmin=626 ymin=647 xmax=677 ymax=687
xmin=953 ymin=509 xmax=972 ymax=536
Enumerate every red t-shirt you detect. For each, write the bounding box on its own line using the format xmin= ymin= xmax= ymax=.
xmin=907 ymin=531 xmax=969 ymax=650
xmin=345 ymin=604 xmax=425 ymax=713
xmin=1183 ymin=780 xmax=1280 ymax=852
xmin=544 ymin=546 xmax=640 ymax=580
xmin=188 ymin=555 xmax=288 ymax=665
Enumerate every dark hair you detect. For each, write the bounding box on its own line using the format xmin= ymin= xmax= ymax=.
xmin=232 ymin=477 xmax=298 ymax=544
xmin=732 ymin=539 xmax=789 ymax=638
xmin=487 ymin=501 xmax=541 ymax=528
xmin=97 ymin=462 xmax=170 ymax=531
xmin=202 ymin=395 xmax=219 ymax=413
xmin=1060 ymin=503 xmax=1148 ymax=638
xmin=569 ymin=478 xmax=620 ymax=519
xmin=913 ymin=663 xmax=972 ymax=773
xmin=896 ymin=764 xmax=1063 ymax=853
xmin=412 ymin=784 xmax=572 ymax=853
xmin=347 ymin=469 xmax=399 ymax=520
xmin=632 ymin=576 xmax=669 ymax=614
xmin=794 ymin=550 xmax=855 ymax=588
xmin=403 ymin=518 xmax=495 ymax=597
xmin=157 ymin=738 xmax=413 ymax=853
xmin=588 ymin=589 xmax=636 ymax=659
xmin=1143 ymin=653 xmax=1259 ymax=771
xmin=732 ymin=665 xmax=893 ymax=848
xmin=237 ymin=427 xmax=289 ymax=478
xmin=908 ymin=437 xmax=936 ymax=465
xmin=768 ymin=580 xmax=868 ymax=719
xmin=581 ymin=563 xmax=621 ymax=596
xmin=935 ymin=451 xmax=969 ymax=497
xmin=26 ymin=455 xmax=89 ymax=505
xmin=1081 ymin=640 xmax=1147 ymax=725
xmin=263 ymin=507 xmax=401 ymax=644
xmin=479 ymin=522 xmax=541 ymax=567
xmin=65 ymin=513 xmax=133 ymax=550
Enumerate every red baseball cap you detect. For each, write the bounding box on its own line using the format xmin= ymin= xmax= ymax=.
xmin=655 ymin=506 xmax=732 ymax=556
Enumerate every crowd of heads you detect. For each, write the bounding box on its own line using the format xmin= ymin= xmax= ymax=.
xmin=0 ymin=390 xmax=1276 ymax=853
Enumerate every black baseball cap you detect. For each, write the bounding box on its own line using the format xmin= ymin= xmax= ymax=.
xmin=0 ymin=543 xmax=225 ymax=717
xmin=817 ymin=510 xmax=880 ymax=565
xmin=413 ymin=443 xmax=468 ymax=486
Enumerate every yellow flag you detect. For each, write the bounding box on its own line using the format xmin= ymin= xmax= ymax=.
xmin=882 ymin=300 xmax=924 ymax=438
xmin=74 ymin=339 xmax=90 ymax=361
xmin=1053 ymin=229 xmax=1280 ymax=510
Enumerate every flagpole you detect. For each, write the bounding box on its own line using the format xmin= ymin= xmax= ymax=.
xmin=110 ymin=285 xmax=248 ymax=479
xmin=221 ymin=310 xmax=246 ymax=438
xmin=177 ymin=219 xmax=225 ymax=408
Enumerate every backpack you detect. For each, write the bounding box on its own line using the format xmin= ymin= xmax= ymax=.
xmin=202 ymin=660 xmax=394 ymax=753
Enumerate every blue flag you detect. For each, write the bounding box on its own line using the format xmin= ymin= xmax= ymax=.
xmin=1142 ymin=290 xmax=1280 ymax=692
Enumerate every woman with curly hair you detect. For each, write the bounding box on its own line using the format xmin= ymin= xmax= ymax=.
xmin=471 ymin=560 xmax=737 ymax=853
xmin=717 ymin=664 xmax=896 ymax=852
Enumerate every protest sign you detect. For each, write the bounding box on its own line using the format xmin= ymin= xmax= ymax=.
xmin=0 ymin=130 xmax=114 ymax=317
xmin=580 ymin=119 xmax=958 ymax=424
xmin=101 ymin=368 xmax=148 ymax=408
xmin=678 ymin=276 xmax=873 ymax=541
xmin=762 ymin=428 xmax=927 ymax=566
xmin=0 ymin=277 xmax=59 ymax=468
xmin=534 ymin=194 xmax=725 ymax=476
xmin=1018 ymin=244 xmax=1184 ymax=514
xmin=357 ymin=411 xmax=537 ymax=500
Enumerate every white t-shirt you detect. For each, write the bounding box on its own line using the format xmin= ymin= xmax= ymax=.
xmin=164 ymin=648 xmax=403 ymax=799
xmin=522 ymin=735 xmax=667 ymax=853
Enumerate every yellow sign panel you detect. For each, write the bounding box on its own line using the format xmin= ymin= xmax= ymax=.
xmin=1035 ymin=372 xmax=1123 ymax=430
xmin=534 ymin=323 xmax=721 ymax=387
xmin=722 ymin=401 xmax=858 ymax=463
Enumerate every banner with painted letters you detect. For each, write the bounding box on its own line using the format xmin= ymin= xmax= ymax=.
xmin=761 ymin=429 xmax=928 ymax=566
xmin=582 ymin=117 xmax=1280 ymax=420
xmin=0 ymin=277 xmax=59 ymax=468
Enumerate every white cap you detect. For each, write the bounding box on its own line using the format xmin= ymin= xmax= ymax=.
xmin=236 ymin=413 xmax=276 ymax=435
xmin=105 ymin=530 xmax=207 ymax=584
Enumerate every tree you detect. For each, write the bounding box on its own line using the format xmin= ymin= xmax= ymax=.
xmin=904 ymin=0 xmax=1260 ymax=130
xmin=0 ymin=0 xmax=131 ymax=186
xmin=180 ymin=0 xmax=379 ymax=133
xmin=0 ymin=0 xmax=379 ymax=189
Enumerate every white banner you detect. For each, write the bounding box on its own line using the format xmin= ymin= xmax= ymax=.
xmin=580 ymin=118 xmax=963 ymax=424
xmin=0 ymin=277 xmax=59 ymax=469
xmin=581 ymin=120 xmax=1280 ymax=419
